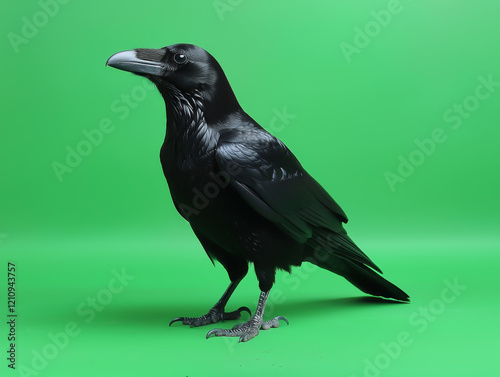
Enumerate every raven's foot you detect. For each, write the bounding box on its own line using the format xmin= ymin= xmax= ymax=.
xmin=169 ymin=306 xmax=251 ymax=327
xmin=206 ymin=315 xmax=288 ymax=342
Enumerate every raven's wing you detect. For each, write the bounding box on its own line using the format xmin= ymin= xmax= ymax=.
xmin=215 ymin=130 xmax=380 ymax=271
xmin=215 ymin=132 xmax=347 ymax=242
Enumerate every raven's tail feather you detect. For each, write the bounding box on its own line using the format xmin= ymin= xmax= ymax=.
xmin=341 ymin=260 xmax=409 ymax=302
xmin=307 ymin=254 xmax=410 ymax=302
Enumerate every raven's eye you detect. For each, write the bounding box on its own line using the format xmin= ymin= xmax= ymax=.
xmin=174 ymin=53 xmax=188 ymax=64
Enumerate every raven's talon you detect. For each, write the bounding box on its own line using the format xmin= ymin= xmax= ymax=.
xmin=222 ymin=306 xmax=251 ymax=321
xmin=206 ymin=328 xmax=226 ymax=339
xmin=169 ymin=317 xmax=185 ymax=326
xmin=261 ymin=316 xmax=289 ymax=330
xmin=169 ymin=316 xmax=210 ymax=327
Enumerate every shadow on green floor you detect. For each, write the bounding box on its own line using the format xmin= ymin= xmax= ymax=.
xmin=90 ymin=295 xmax=408 ymax=327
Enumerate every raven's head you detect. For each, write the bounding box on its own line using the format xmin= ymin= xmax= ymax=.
xmin=106 ymin=43 xmax=239 ymax=121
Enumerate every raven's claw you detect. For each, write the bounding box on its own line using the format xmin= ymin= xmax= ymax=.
xmin=169 ymin=306 xmax=251 ymax=327
xmin=206 ymin=315 xmax=288 ymax=342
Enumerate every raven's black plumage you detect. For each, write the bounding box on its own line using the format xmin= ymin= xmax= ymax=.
xmin=106 ymin=44 xmax=409 ymax=342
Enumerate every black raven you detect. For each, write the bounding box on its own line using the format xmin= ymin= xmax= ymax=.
xmin=106 ymin=44 xmax=409 ymax=342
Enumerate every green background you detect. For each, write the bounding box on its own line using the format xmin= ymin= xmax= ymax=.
xmin=1 ymin=0 xmax=499 ymax=376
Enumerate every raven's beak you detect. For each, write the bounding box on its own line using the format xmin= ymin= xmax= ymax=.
xmin=106 ymin=49 xmax=165 ymax=76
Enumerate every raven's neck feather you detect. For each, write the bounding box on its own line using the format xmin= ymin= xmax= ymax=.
xmin=163 ymin=87 xmax=219 ymax=160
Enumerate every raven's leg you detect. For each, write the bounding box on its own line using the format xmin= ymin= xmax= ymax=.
xmin=170 ymin=229 xmax=250 ymax=327
xmin=169 ymin=277 xmax=250 ymax=327
xmin=206 ymin=290 xmax=288 ymax=342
